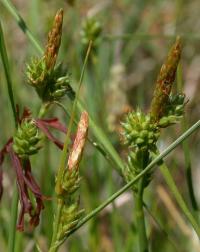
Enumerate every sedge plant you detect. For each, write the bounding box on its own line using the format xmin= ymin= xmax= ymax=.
xmin=1 ymin=2 xmax=200 ymax=252
xmin=121 ymin=37 xmax=187 ymax=252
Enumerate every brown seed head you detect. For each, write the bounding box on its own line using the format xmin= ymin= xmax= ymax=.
xmin=150 ymin=37 xmax=182 ymax=122
xmin=68 ymin=111 xmax=89 ymax=171
xmin=44 ymin=9 xmax=63 ymax=70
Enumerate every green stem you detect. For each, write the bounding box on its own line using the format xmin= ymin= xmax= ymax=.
xmin=49 ymin=41 xmax=92 ymax=252
xmin=55 ymin=41 xmax=92 ymax=195
xmin=177 ymin=64 xmax=199 ymax=212
xmin=0 ymin=21 xmax=19 ymax=252
xmin=135 ymin=178 xmax=148 ymax=252
xmin=49 ymin=200 xmax=63 ymax=252
xmin=56 ymin=119 xmax=200 ymax=247
xmin=1 ymin=0 xmax=43 ymax=55
xmin=8 ymin=188 xmax=18 ymax=252
xmin=160 ymin=162 xmax=200 ymax=237
xmin=0 ymin=21 xmax=17 ymax=127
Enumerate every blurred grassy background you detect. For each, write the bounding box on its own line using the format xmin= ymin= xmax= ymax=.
xmin=1 ymin=0 xmax=200 ymax=251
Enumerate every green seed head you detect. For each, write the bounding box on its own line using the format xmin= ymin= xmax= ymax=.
xmin=122 ymin=109 xmax=159 ymax=150
xmin=13 ymin=119 xmax=42 ymax=159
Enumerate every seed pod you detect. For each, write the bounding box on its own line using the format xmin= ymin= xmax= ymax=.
xmin=150 ymin=37 xmax=182 ymax=122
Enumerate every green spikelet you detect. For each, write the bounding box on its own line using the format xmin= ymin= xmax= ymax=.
xmin=122 ymin=109 xmax=160 ymax=151
xmin=56 ymin=202 xmax=84 ymax=241
xmin=13 ymin=119 xmax=42 ymax=159
xmin=80 ymin=17 xmax=102 ymax=62
xmin=62 ymin=169 xmax=80 ymax=195
xmin=125 ymin=149 xmax=152 ymax=191
xmin=26 ymin=57 xmax=48 ymax=89
xmin=150 ymin=37 xmax=182 ymax=122
xmin=158 ymin=93 xmax=186 ymax=127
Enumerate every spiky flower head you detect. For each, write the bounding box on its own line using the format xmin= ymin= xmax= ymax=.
xmin=122 ymin=109 xmax=160 ymax=151
xmin=26 ymin=57 xmax=47 ymax=88
xmin=13 ymin=119 xmax=42 ymax=159
xmin=26 ymin=9 xmax=73 ymax=102
xmin=150 ymin=37 xmax=182 ymax=122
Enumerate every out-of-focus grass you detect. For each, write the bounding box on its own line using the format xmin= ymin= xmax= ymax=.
xmin=1 ymin=0 xmax=200 ymax=251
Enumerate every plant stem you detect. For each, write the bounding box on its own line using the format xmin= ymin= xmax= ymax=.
xmin=177 ymin=64 xmax=199 ymax=213
xmin=160 ymin=162 xmax=200 ymax=236
xmin=49 ymin=41 xmax=92 ymax=252
xmin=1 ymin=0 xmax=43 ymax=55
xmin=49 ymin=200 xmax=63 ymax=252
xmin=8 ymin=188 xmax=18 ymax=252
xmin=0 ymin=21 xmax=19 ymax=252
xmin=0 ymin=21 xmax=17 ymax=127
xmin=55 ymin=41 xmax=92 ymax=195
xmin=57 ymin=119 xmax=200 ymax=247
xmin=135 ymin=178 xmax=148 ymax=252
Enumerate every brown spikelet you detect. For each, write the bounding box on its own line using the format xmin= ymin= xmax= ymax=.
xmin=68 ymin=111 xmax=89 ymax=171
xmin=44 ymin=9 xmax=63 ymax=70
xmin=150 ymin=37 xmax=182 ymax=122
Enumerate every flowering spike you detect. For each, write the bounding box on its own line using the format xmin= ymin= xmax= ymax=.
xmin=150 ymin=37 xmax=182 ymax=122
xmin=67 ymin=111 xmax=89 ymax=171
xmin=13 ymin=119 xmax=42 ymax=159
xmin=45 ymin=9 xmax=63 ymax=71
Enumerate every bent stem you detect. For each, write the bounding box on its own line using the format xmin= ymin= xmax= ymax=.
xmin=135 ymin=178 xmax=148 ymax=252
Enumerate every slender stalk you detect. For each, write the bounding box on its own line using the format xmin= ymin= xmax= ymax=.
xmin=0 ymin=21 xmax=17 ymax=127
xmin=55 ymin=40 xmax=92 ymax=195
xmin=177 ymin=64 xmax=199 ymax=212
xmin=160 ymin=163 xmax=200 ymax=237
xmin=135 ymin=178 xmax=148 ymax=252
xmin=49 ymin=201 xmax=63 ymax=252
xmin=8 ymin=189 xmax=18 ymax=252
xmin=49 ymin=41 xmax=92 ymax=252
xmin=0 ymin=21 xmax=18 ymax=252
xmin=1 ymin=0 xmax=43 ymax=55
xmin=57 ymin=119 xmax=200 ymax=247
